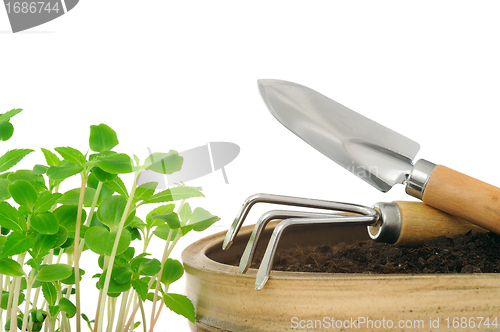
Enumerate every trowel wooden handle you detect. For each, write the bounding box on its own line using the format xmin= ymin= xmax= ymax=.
xmin=421 ymin=165 xmax=500 ymax=235
xmin=393 ymin=201 xmax=487 ymax=246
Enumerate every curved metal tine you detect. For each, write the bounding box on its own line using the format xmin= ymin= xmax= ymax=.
xmin=223 ymin=193 xmax=373 ymax=250
xmin=238 ymin=210 xmax=341 ymax=274
xmin=255 ymin=214 xmax=379 ymax=291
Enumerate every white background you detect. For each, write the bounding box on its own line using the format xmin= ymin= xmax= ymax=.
xmin=1 ymin=1 xmax=500 ymax=331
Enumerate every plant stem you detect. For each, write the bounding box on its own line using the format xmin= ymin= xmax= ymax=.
xmin=147 ymin=199 xmax=185 ymax=331
xmin=152 ymin=299 xmax=164 ymax=330
xmin=150 ymin=275 xmax=171 ymax=331
xmin=115 ymin=290 xmax=129 ymax=332
xmin=122 ymin=295 xmax=139 ymax=332
xmin=0 ymin=274 xmax=4 ymax=332
xmin=105 ymin=297 xmax=116 ymax=332
xmin=148 ymin=230 xmax=173 ymax=332
xmin=73 ymin=172 xmax=88 ymax=332
xmin=5 ymin=276 xmax=14 ymax=329
xmin=96 ymin=170 xmax=142 ymax=332
xmin=78 ymin=181 xmax=103 ymax=255
xmin=10 ymin=252 xmax=26 ymax=332
xmin=165 ymin=231 xmax=182 ymax=258
xmin=120 ymin=292 xmax=137 ymax=332
xmin=93 ymin=288 xmax=104 ymax=332
xmin=21 ymin=268 xmax=35 ymax=332
xmin=29 ymin=252 xmax=50 ymax=328
xmin=138 ymin=299 xmax=147 ymax=332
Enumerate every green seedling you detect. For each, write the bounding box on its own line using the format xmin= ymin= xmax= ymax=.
xmin=0 ymin=110 xmax=220 ymax=332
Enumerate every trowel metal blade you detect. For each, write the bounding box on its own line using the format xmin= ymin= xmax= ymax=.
xmin=258 ymin=79 xmax=420 ymax=192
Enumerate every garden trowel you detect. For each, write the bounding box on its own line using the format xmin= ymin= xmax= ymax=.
xmin=258 ymin=79 xmax=500 ymax=234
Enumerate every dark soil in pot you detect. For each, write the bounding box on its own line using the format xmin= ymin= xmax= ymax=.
xmin=234 ymin=231 xmax=500 ymax=274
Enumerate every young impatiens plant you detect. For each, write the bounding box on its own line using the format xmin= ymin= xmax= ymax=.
xmin=0 ymin=109 xmax=220 ymax=332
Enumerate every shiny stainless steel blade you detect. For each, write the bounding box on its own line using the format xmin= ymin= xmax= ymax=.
xmin=258 ymin=79 xmax=421 ymax=192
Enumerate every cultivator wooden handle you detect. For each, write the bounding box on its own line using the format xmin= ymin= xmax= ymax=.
xmin=370 ymin=201 xmax=487 ymax=247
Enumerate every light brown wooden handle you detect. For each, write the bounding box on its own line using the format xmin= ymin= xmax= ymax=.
xmin=394 ymin=201 xmax=487 ymax=246
xmin=422 ymin=165 xmax=500 ymax=234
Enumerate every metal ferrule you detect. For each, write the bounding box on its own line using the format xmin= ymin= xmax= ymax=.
xmin=368 ymin=202 xmax=402 ymax=245
xmin=405 ymin=159 xmax=437 ymax=200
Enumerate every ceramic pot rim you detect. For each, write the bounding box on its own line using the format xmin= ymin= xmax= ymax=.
xmin=181 ymin=223 xmax=499 ymax=282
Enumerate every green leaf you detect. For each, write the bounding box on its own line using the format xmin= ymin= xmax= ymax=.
xmin=53 ymin=205 xmax=87 ymax=238
xmin=8 ymin=180 xmax=38 ymax=209
xmin=179 ymin=203 xmax=192 ymax=224
xmin=137 ymin=258 xmax=161 ymax=276
xmin=145 ymin=204 xmax=175 ymax=227
xmin=84 ymin=227 xmax=131 ymax=256
xmin=161 ymin=258 xmax=184 ymax=285
xmin=58 ymin=298 xmax=77 ymax=318
xmin=143 ymin=186 xmax=204 ymax=204
xmin=133 ymin=182 xmax=157 ymax=202
xmin=144 ymin=150 xmax=183 ymax=174
xmin=105 ymin=176 xmax=128 ymax=198
xmin=132 ymin=278 xmax=148 ymax=301
xmin=89 ymin=124 xmax=119 ymax=152
xmin=131 ymin=255 xmax=161 ymax=276
xmin=31 ymin=232 xmax=58 ymax=259
xmin=58 ymin=187 xmax=95 ymax=206
xmin=0 ymin=178 xmax=11 ymax=201
xmin=46 ymin=161 xmax=83 ymax=181
xmin=97 ymin=195 xmax=135 ymax=230
xmin=96 ymin=195 xmax=126 ymax=228
xmin=0 ymin=232 xmax=33 ymax=257
xmin=116 ymin=247 xmax=135 ymax=263
xmin=7 ymin=169 xmax=44 ymax=184
xmin=53 ymin=226 xmax=69 ymax=248
xmin=0 ymin=201 xmax=22 ymax=233
xmin=33 ymin=164 xmax=48 ymax=175
xmin=0 ymin=121 xmax=14 ymax=141
xmin=60 ymin=267 xmax=85 ymax=285
xmin=153 ymin=224 xmax=178 ymax=241
xmin=0 ymin=108 xmax=22 ymax=122
xmin=36 ymin=264 xmax=73 ymax=282
xmin=41 ymin=148 xmax=61 ymax=167
xmin=164 ymin=293 xmax=195 ymax=323
xmin=54 ymin=147 xmax=86 ymax=166
xmin=91 ymin=167 xmax=116 ymax=182
xmin=97 ymin=154 xmax=133 ymax=174
xmin=190 ymin=208 xmax=220 ymax=232
xmin=98 ymin=269 xmax=131 ymax=295
xmin=41 ymin=282 xmax=57 ymax=306
xmin=0 ymin=258 xmax=25 ymax=277
xmin=0 ymin=149 xmax=34 ymax=173
xmin=49 ymin=304 xmax=60 ymax=317
xmin=129 ymin=216 xmax=145 ymax=232
xmin=31 ymin=212 xmax=59 ymax=235
xmin=112 ymin=266 xmax=133 ymax=284
xmin=81 ymin=313 xmax=93 ymax=328
xmin=34 ymin=192 xmax=62 ymax=213
xmin=1 ymin=291 xmax=25 ymax=310
xmin=151 ymin=212 xmax=180 ymax=229
xmin=4 ymin=315 xmax=23 ymax=330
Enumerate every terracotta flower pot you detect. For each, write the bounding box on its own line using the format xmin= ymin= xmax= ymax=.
xmin=182 ymin=220 xmax=500 ymax=332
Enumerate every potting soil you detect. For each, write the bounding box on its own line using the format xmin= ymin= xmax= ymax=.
xmin=249 ymin=231 xmax=500 ymax=274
